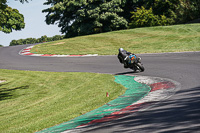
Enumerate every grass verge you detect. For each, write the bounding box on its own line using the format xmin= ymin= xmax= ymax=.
xmin=31 ymin=23 xmax=200 ymax=55
xmin=0 ymin=69 xmax=126 ymax=133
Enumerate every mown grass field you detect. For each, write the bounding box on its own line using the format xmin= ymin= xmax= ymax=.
xmin=31 ymin=23 xmax=200 ymax=55
xmin=0 ymin=69 xmax=126 ymax=133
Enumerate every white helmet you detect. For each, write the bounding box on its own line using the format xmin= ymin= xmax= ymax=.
xmin=119 ymin=48 xmax=124 ymax=52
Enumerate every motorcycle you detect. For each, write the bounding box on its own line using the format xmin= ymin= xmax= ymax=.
xmin=126 ymin=54 xmax=145 ymax=72
xmin=118 ymin=50 xmax=145 ymax=72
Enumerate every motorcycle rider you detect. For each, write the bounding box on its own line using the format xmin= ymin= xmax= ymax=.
xmin=118 ymin=48 xmax=132 ymax=68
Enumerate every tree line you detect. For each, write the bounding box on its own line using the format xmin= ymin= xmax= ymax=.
xmin=9 ymin=35 xmax=64 ymax=46
xmin=1 ymin=0 xmax=200 ymax=42
xmin=43 ymin=0 xmax=200 ymax=38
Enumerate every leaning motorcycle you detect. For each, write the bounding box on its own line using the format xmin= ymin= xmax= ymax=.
xmin=124 ymin=54 xmax=145 ymax=72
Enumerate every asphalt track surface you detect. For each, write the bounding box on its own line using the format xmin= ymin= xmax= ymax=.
xmin=0 ymin=44 xmax=200 ymax=133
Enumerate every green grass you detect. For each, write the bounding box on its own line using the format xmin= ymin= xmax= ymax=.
xmin=31 ymin=24 xmax=200 ymax=55
xmin=0 ymin=69 xmax=126 ymax=133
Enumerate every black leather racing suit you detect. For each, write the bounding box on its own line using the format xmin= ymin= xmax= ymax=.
xmin=118 ymin=50 xmax=131 ymax=68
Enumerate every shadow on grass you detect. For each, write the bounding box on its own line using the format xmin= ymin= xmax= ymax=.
xmin=0 ymin=84 xmax=29 ymax=101
xmin=81 ymin=86 xmax=200 ymax=133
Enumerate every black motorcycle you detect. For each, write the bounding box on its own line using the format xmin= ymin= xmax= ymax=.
xmin=126 ymin=54 xmax=145 ymax=72
xmin=118 ymin=50 xmax=145 ymax=72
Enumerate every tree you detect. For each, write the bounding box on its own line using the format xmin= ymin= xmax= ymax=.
xmin=52 ymin=35 xmax=64 ymax=41
xmin=174 ymin=0 xmax=200 ymax=23
xmin=16 ymin=39 xmax=24 ymax=45
xmin=40 ymin=35 xmax=48 ymax=42
xmin=129 ymin=0 xmax=200 ymax=28
xmin=129 ymin=6 xmax=173 ymax=28
xmin=9 ymin=35 xmax=64 ymax=46
xmin=42 ymin=0 xmax=128 ymax=37
xmin=0 ymin=0 xmax=28 ymax=33
xmin=10 ymin=40 xmax=18 ymax=46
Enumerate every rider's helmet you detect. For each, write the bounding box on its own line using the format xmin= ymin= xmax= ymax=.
xmin=119 ymin=48 xmax=124 ymax=53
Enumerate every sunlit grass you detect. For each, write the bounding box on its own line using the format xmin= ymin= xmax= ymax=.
xmin=0 ymin=69 xmax=126 ymax=133
xmin=31 ymin=24 xmax=200 ymax=55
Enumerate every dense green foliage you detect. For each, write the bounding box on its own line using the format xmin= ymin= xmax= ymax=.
xmin=0 ymin=0 xmax=28 ymax=33
xmin=175 ymin=0 xmax=200 ymax=23
xmin=129 ymin=6 xmax=173 ymax=28
xmin=129 ymin=0 xmax=200 ymax=28
xmin=43 ymin=0 xmax=200 ymax=37
xmin=42 ymin=0 xmax=129 ymax=37
xmin=9 ymin=35 xmax=64 ymax=46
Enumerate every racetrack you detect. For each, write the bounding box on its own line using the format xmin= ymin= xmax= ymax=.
xmin=0 ymin=45 xmax=200 ymax=132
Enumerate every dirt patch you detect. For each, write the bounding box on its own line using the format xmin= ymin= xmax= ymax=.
xmin=50 ymin=42 xmax=65 ymax=45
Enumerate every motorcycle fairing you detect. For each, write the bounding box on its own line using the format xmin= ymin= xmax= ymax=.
xmin=129 ymin=55 xmax=137 ymax=64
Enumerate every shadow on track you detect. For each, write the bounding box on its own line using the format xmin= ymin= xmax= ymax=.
xmin=115 ymin=71 xmax=142 ymax=75
xmin=81 ymin=86 xmax=200 ymax=133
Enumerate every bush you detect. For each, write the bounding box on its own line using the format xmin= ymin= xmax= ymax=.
xmin=9 ymin=35 xmax=64 ymax=46
xmin=129 ymin=6 xmax=173 ymax=28
xmin=130 ymin=0 xmax=200 ymax=27
xmin=175 ymin=0 xmax=200 ymax=23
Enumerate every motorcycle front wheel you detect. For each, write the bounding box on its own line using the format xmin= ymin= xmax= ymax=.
xmin=136 ymin=63 xmax=145 ymax=72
